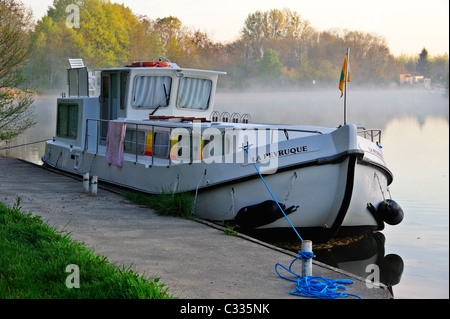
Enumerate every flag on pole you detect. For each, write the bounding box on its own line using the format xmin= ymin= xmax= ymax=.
xmin=339 ymin=53 xmax=351 ymax=97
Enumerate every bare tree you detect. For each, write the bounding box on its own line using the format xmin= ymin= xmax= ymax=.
xmin=0 ymin=0 xmax=36 ymax=140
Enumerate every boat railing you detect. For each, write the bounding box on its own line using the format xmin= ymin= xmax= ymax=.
xmin=84 ymin=118 xmax=323 ymax=166
xmin=357 ymin=127 xmax=382 ymax=145
xmin=84 ymin=118 xmax=196 ymax=166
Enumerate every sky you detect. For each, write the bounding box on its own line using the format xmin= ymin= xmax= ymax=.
xmin=20 ymin=0 xmax=449 ymax=57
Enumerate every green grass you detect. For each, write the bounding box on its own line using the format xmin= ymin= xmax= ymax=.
xmin=224 ymin=225 xmax=239 ymax=237
xmin=124 ymin=191 xmax=195 ymax=220
xmin=0 ymin=197 xmax=174 ymax=299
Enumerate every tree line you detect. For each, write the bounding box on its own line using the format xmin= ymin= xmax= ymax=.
xmin=4 ymin=0 xmax=450 ymax=91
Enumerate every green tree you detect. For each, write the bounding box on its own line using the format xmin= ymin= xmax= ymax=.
xmin=154 ymin=16 xmax=183 ymax=47
xmin=397 ymin=54 xmax=417 ymax=73
xmin=241 ymin=10 xmax=266 ymax=59
xmin=27 ymin=16 xmax=81 ymax=88
xmin=153 ymin=16 xmax=199 ymax=67
xmin=417 ymin=48 xmax=431 ymax=77
xmin=256 ymin=49 xmax=283 ymax=82
xmin=429 ymin=53 xmax=449 ymax=87
xmin=27 ymin=0 xmax=166 ymax=88
xmin=240 ymin=8 xmax=311 ymax=60
xmin=0 ymin=0 xmax=36 ymax=140
xmin=131 ymin=14 xmax=164 ymax=61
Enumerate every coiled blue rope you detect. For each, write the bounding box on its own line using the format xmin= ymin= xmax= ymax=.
xmin=243 ymin=145 xmax=361 ymax=299
xmin=275 ymin=255 xmax=361 ymax=299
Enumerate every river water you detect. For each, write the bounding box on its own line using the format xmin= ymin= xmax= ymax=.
xmin=1 ymin=88 xmax=448 ymax=299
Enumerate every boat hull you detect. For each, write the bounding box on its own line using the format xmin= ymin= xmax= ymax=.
xmin=42 ymin=135 xmax=393 ymax=241
xmin=194 ymin=153 xmax=388 ymax=241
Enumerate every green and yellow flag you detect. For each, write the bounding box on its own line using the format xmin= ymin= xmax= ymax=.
xmin=339 ymin=53 xmax=351 ymax=97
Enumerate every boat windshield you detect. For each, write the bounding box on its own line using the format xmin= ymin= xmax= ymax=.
xmin=133 ymin=76 xmax=172 ymax=108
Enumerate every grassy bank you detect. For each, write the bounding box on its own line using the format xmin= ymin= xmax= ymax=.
xmin=123 ymin=191 xmax=195 ymax=219
xmin=124 ymin=192 xmax=242 ymax=237
xmin=0 ymin=198 xmax=174 ymax=299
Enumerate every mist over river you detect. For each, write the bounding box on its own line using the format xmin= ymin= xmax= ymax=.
xmin=1 ymin=88 xmax=448 ymax=299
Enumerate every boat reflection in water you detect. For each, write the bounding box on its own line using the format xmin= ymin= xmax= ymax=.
xmin=313 ymin=232 xmax=404 ymax=297
xmin=246 ymin=228 xmax=404 ymax=297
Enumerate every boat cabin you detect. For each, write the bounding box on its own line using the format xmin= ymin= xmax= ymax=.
xmin=66 ymin=58 xmax=225 ymax=118
xmin=55 ymin=59 xmax=226 ymax=154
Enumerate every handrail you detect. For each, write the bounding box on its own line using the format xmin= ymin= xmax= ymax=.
xmin=84 ymin=118 xmax=323 ymax=166
xmin=357 ymin=128 xmax=382 ymax=145
xmin=84 ymin=118 xmax=195 ymax=166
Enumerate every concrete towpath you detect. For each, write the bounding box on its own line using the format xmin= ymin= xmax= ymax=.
xmin=0 ymin=156 xmax=390 ymax=299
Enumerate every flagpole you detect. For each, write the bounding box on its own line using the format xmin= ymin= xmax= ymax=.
xmin=344 ymin=47 xmax=350 ymax=125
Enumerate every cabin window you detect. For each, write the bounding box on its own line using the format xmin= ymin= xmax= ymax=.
xmin=177 ymin=77 xmax=212 ymax=110
xmin=124 ymin=129 xmax=146 ymax=155
xmin=56 ymin=104 xmax=78 ymax=139
xmin=133 ymin=76 xmax=172 ymax=108
xmin=153 ymin=132 xmax=170 ymax=159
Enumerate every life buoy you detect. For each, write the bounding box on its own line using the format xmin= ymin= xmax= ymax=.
xmin=131 ymin=61 xmax=171 ymax=67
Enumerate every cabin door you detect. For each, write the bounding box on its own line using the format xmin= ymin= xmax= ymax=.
xmin=99 ymin=72 xmax=118 ymax=145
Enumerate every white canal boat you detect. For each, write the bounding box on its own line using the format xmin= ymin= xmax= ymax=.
xmin=42 ymin=58 xmax=404 ymax=241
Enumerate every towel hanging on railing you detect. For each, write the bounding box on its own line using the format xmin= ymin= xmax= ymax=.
xmin=105 ymin=121 xmax=127 ymax=167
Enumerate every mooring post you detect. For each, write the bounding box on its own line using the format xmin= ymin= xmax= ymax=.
xmin=83 ymin=172 xmax=89 ymax=193
xmin=90 ymin=175 xmax=98 ymax=195
xmin=301 ymin=240 xmax=313 ymax=277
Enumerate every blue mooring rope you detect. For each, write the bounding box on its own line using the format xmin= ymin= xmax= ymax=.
xmin=243 ymin=145 xmax=361 ymax=299
xmin=275 ymin=256 xmax=361 ymax=299
xmin=243 ymin=146 xmax=304 ymax=242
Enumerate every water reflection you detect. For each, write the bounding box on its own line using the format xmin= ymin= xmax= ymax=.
xmin=241 ymin=225 xmax=404 ymax=297
xmin=0 ymin=95 xmax=57 ymax=163
xmin=314 ymin=232 xmax=404 ymax=297
xmin=381 ymin=116 xmax=449 ymax=299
